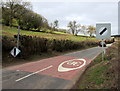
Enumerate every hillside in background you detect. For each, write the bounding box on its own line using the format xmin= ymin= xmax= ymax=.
xmin=1 ymin=0 xmax=96 ymax=37
xmin=2 ymin=25 xmax=95 ymax=42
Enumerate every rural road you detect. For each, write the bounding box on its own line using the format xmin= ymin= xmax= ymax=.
xmin=2 ymin=45 xmax=111 ymax=90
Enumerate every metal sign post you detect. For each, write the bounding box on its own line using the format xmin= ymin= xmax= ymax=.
xmin=96 ymin=23 xmax=111 ymax=61
xmin=17 ymin=26 xmax=20 ymax=48
xmin=10 ymin=26 xmax=21 ymax=57
xmin=102 ymin=39 xmax=104 ymax=61
xmin=96 ymin=23 xmax=111 ymax=39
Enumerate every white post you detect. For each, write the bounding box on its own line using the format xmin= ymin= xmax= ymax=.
xmin=102 ymin=39 xmax=104 ymax=61
xmin=17 ymin=26 xmax=20 ymax=48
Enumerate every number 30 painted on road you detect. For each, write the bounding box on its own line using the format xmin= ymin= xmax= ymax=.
xmin=58 ymin=58 xmax=86 ymax=72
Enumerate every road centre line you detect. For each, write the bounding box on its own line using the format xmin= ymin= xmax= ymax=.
xmin=16 ymin=65 xmax=53 ymax=82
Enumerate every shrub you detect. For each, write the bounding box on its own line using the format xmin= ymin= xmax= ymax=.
xmin=2 ymin=36 xmax=16 ymax=52
xmin=19 ymin=35 xmax=48 ymax=57
xmin=2 ymin=35 xmax=98 ymax=59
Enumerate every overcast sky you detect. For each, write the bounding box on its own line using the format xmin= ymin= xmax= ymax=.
xmin=31 ymin=2 xmax=118 ymax=35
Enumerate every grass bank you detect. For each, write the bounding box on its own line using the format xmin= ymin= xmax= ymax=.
xmin=2 ymin=25 xmax=95 ymax=42
xmin=77 ymin=41 xmax=119 ymax=89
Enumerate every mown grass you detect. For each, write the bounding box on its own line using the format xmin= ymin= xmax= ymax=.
xmin=2 ymin=25 xmax=51 ymax=36
xmin=53 ymin=31 xmax=66 ymax=35
xmin=1 ymin=25 xmax=95 ymax=42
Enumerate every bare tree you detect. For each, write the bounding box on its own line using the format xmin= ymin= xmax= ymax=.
xmin=75 ymin=24 xmax=81 ymax=36
xmin=81 ymin=25 xmax=87 ymax=35
xmin=67 ymin=21 xmax=74 ymax=34
xmin=87 ymin=25 xmax=96 ymax=37
xmin=67 ymin=21 xmax=81 ymax=36
xmin=53 ymin=20 xmax=58 ymax=31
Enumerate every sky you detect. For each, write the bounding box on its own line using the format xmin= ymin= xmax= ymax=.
xmin=31 ymin=2 xmax=118 ymax=35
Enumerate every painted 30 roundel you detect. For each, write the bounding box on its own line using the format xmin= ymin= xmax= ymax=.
xmin=58 ymin=58 xmax=86 ymax=72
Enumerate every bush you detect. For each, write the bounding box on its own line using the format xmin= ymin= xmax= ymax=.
xmin=2 ymin=35 xmax=98 ymax=59
xmin=19 ymin=35 xmax=48 ymax=57
xmin=2 ymin=36 xmax=16 ymax=51
xmin=105 ymin=39 xmax=115 ymax=44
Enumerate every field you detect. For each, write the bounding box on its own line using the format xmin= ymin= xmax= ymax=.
xmin=1 ymin=25 xmax=95 ymax=42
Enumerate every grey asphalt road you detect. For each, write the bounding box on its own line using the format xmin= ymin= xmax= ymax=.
xmin=64 ymin=47 xmax=103 ymax=60
xmin=2 ymin=45 xmax=109 ymax=90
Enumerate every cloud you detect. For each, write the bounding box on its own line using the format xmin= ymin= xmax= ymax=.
xmin=65 ymin=15 xmax=96 ymax=26
xmin=65 ymin=16 xmax=84 ymax=21
xmin=32 ymin=2 xmax=118 ymax=35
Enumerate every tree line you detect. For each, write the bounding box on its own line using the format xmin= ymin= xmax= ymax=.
xmin=1 ymin=0 xmax=49 ymax=31
xmin=1 ymin=0 xmax=96 ymax=36
xmin=67 ymin=21 xmax=96 ymax=36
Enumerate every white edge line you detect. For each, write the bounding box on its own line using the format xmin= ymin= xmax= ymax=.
xmin=16 ymin=65 xmax=53 ymax=82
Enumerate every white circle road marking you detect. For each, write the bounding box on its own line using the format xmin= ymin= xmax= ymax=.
xmin=58 ymin=58 xmax=86 ymax=72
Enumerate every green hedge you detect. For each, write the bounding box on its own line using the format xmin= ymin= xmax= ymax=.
xmin=2 ymin=35 xmax=98 ymax=59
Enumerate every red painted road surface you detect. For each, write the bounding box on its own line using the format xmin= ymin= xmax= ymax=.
xmin=8 ymin=56 xmax=92 ymax=80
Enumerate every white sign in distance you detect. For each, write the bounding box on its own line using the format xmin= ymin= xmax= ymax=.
xmin=96 ymin=23 xmax=111 ymax=39
xmin=10 ymin=47 xmax=21 ymax=57
xmin=58 ymin=58 xmax=86 ymax=72
xmin=100 ymin=41 xmax=105 ymax=45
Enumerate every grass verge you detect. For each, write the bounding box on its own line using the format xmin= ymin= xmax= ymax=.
xmin=78 ymin=41 xmax=119 ymax=89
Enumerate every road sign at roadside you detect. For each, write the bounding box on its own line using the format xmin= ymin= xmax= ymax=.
xmin=100 ymin=41 xmax=105 ymax=45
xmin=96 ymin=23 xmax=111 ymax=39
xmin=10 ymin=47 xmax=21 ymax=57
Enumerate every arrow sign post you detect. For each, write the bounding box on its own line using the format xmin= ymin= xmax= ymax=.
xmin=96 ymin=23 xmax=111 ymax=61
xmin=96 ymin=23 xmax=111 ymax=39
xmin=10 ymin=47 xmax=21 ymax=57
xmin=10 ymin=26 xmax=21 ymax=57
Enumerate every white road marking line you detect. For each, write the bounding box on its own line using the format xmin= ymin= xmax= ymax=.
xmin=16 ymin=65 xmax=53 ymax=82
